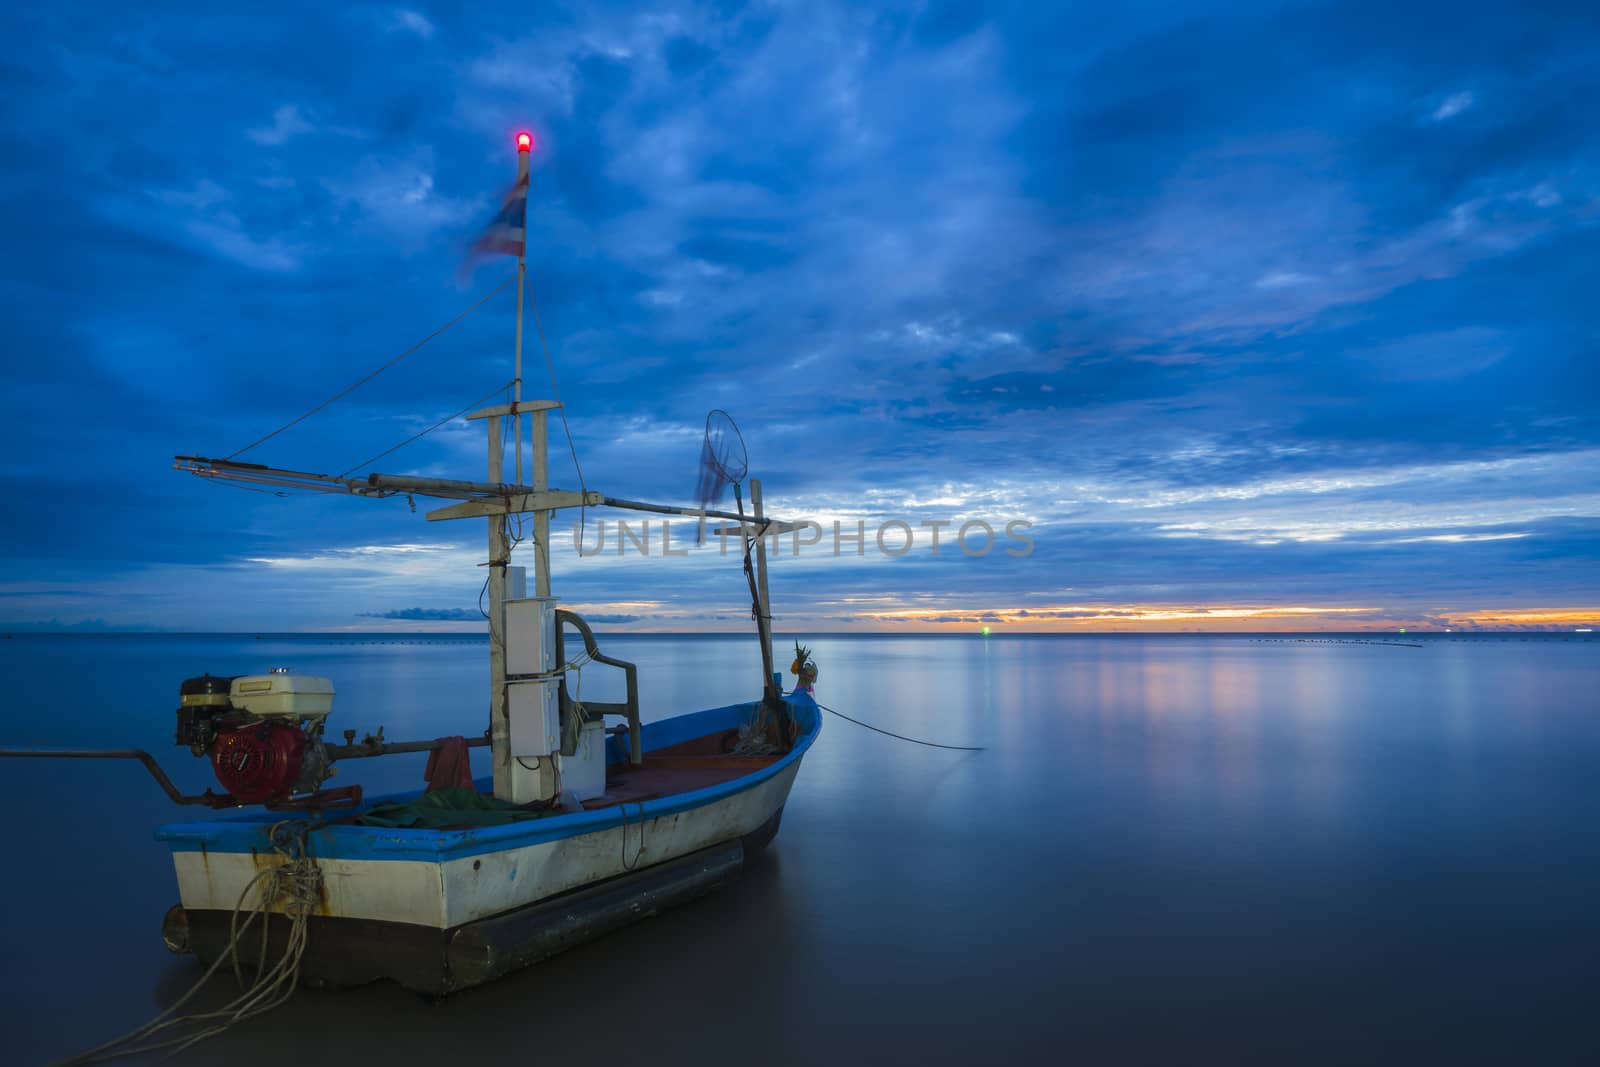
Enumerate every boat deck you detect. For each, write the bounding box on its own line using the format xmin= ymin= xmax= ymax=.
xmin=157 ymin=699 xmax=817 ymax=852
xmin=581 ymin=728 xmax=780 ymax=810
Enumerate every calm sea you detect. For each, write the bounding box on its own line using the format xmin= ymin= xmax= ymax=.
xmin=1 ymin=632 xmax=1596 ymax=1065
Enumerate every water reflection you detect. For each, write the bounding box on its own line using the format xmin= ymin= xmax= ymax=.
xmin=1 ymin=633 xmax=1596 ymax=1063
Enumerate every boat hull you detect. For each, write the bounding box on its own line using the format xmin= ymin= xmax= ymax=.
xmin=156 ymin=695 xmax=818 ymax=993
xmin=174 ymin=806 xmax=782 ymax=995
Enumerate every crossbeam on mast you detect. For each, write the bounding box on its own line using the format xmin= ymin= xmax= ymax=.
xmin=174 ymin=456 xmax=393 ymax=497
xmin=176 ymin=456 xmax=800 ymax=528
xmin=426 ymin=490 xmax=599 ymax=521
xmin=709 ymin=520 xmax=806 ymax=537
xmin=175 ymin=456 xmax=593 ymax=508
xmin=601 ymin=496 xmax=775 ymax=527
xmin=464 ymin=400 xmax=561 ymax=420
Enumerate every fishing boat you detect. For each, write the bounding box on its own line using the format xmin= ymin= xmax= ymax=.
xmin=155 ymin=679 xmax=819 ymax=995
xmin=1 ymin=131 xmax=819 ymax=1001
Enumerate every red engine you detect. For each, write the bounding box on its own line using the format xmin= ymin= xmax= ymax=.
xmin=178 ymin=672 xmax=338 ymax=806
xmin=210 ymin=722 xmax=307 ymax=804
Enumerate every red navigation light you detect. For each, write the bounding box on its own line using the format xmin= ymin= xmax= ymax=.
xmin=516 ymin=132 xmax=533 ymax=152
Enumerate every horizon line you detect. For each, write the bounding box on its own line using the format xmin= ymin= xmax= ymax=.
xmin=4 ymin=629 xmax=1594 ymax=637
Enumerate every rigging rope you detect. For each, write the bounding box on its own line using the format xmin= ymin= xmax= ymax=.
xmin=813 ymin=701 xmax=986 ymax=752
xmin=339 ymin=380 xmax=515 ymax=478
xmin=64 ymin=820 xmax=324 ymax=1064
xmin=526 ymin=280 xmax=590 ymax=547
xmin=226 ymin=276 xmax=515 ymax=460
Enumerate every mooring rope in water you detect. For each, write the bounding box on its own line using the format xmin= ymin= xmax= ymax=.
xmin=814 ymin=701 xmax=986 ymax=752
xmin=61 ymin=820 xmax=323 ymax=1065
xmin=812 ymin=703 xmax=985 ymax=755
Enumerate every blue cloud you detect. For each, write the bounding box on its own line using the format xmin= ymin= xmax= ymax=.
xmin=1 ymin=0 xmax=1597 ymax=630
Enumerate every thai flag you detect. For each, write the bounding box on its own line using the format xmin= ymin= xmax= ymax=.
xmin=472 ymin=173 xmax=528 ymax=258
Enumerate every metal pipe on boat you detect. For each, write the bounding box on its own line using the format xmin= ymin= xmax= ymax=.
xmin=600 ymin=495 xmax=764 ymax=527
xmin=325 ymin=736 xmax=492 ymax=760
xmin=174 ymin=456 xmax=366 ymax=492
xmin=0 ymin=747 xmax=224 ymax=806
xmin=365 ymin=472 xmax=514 ymax=499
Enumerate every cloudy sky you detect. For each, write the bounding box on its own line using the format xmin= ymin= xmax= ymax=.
xmin=2 ymin=1 xmax=1597 ymax=632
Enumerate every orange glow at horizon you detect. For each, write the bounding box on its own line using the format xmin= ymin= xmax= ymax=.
xmin=334 ymin=603 xmax=1600 ymax=634
xmin=1440 ymin=608 xmax=1600 ymax=626
xmin=849 ymin=603 xmax=1380 ymax=632
xmin=838 ymin=603 xmax=1600 ymax=632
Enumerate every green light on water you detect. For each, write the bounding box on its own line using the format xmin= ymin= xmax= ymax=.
xmin=1400 ymin=627 xmax=1407 ymax=633
xmin=981 ymin=626 xmax=991 ymax=636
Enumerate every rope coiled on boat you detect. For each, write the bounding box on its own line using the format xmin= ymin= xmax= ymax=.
xmin=61 ymin=820 xmax=324 ymax=1065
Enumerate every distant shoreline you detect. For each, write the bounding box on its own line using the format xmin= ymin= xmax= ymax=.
xmin=2 ymin=630 xmax=1595 ymax=639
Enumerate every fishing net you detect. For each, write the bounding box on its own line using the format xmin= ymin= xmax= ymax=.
xmin=694 ymin=409 xmax=748 ymax=542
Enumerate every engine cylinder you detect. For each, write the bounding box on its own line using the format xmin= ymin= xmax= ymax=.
xmin=179 ymin=673 xmax=234 ymax=707
xmin=210 ymin=722 xmax=306 ymax=804
xmin=176 ymin=674 xmax=236 ymax=755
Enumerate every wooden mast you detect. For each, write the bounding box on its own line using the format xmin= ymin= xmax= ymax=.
xmin=489 ymin=131 xmax=534 ymax=800
xmin=486 ymin=412 xmax=512 ymax=798
xmin=532 ymin=408 xmax=551 ymax=596
xmin=513 ymin=134 xmax=530 ymax=486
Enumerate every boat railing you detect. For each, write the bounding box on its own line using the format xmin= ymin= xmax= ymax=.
xmin=554 ymin=609 xmax=642 ymax=765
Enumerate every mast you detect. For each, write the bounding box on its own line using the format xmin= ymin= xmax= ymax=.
xmin=510 ymin=132 xmax=550 ymax=596
xmin=490 ymin=130 xmax=552 ymax=802
xmin=486 ymin=411 xmax=513 ymax=799
xmin=513 ymin=131 xmax=531 ymax=487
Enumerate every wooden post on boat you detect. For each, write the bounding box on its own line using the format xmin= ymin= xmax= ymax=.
xmin=750 ymin=479 xmax=788 ymax=748
xmin=465 ymin=400 xmax=564 ymax=804
xmin=751 ymin=478 xmax=775 ymax=684
xmin=531 ymin=409 xmax=551 ymax=596
xmin=486 ymin=414 xmax=513 ymax=798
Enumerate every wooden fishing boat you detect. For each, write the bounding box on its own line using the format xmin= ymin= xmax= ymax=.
xmin=2 ymin=130 xmax=819 ymax=1002
xmin=156 ymin=690 xmax=820 ymax=994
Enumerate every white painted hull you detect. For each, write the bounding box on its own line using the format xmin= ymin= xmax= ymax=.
xmin=171 ymin=757 xmax=801 ymax=929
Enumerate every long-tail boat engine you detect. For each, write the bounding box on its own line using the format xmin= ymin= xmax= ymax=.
xmin=176 ymin=669 xmax=336 ymax=804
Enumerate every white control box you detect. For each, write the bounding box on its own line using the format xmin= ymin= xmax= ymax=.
xmin=507 ymin=679 xmax=560 ymax=757
xmin=558 ymin=721 xmax=608 ymax=801
xmin=506 ymin=597 xmax=558 ymax=676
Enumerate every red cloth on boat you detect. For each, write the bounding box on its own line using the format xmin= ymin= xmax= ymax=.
xmin=424 ymin=736 xmax=474 ymax=792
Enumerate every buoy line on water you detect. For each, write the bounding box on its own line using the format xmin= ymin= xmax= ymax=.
xmin=814 ymin=701 xmax=985 ymax=752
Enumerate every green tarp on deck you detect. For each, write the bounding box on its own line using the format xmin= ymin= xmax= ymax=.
xmin=357 ymin=787 xmax=563 ymax=828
